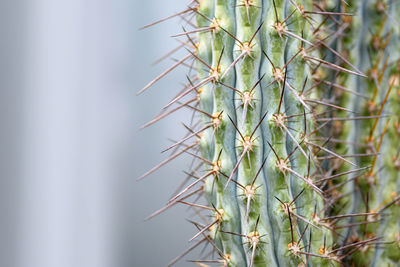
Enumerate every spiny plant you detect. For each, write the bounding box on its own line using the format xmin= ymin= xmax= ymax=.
xmin=138 ymin=0 xmax=400 ymax=266
xmin=326 ymin=0 xmax=400 ymax=265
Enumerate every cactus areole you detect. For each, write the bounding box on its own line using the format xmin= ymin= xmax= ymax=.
xmin=139 ymin=0 xmax=400 ymax=266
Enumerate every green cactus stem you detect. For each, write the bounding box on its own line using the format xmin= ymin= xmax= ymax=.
xmin=139 ymin=0 xmax=400 ymax=266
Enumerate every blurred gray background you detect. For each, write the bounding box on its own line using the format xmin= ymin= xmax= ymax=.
xmin=0 ymin=0 xmax=196 ymax=266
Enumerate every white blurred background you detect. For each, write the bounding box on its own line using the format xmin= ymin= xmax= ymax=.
xmin=0 ymin=0 xmax=195 ymax=266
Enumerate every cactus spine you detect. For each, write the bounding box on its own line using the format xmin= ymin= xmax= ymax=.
xmin=139 ymin=0 xmax=400 ymax=266
xmin=326 ymin=0 xmax=400 ymax=266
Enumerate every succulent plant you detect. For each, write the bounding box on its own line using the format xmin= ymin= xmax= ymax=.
xmin=139 ymin=0 xmax=400 ymax=266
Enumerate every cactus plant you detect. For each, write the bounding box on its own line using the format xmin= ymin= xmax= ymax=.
xmin=139 ymin=0 xmax=400 ymax=266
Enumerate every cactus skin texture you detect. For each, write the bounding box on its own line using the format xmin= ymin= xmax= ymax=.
xmin=139 ymin=0 xmax=400 ymax=266
xmin=327 ymin=0 xmax=400 ymax=266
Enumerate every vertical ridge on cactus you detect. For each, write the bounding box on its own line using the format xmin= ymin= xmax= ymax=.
xmin=325 ymin=0 xmax=400 ymax=266
xmin=138 ymin=0 xmax=400 ymax=266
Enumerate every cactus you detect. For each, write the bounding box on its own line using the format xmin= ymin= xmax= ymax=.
xmin=323 ymin=0 xmax=400 ymax=266
xmin=139 ymin=0 xmax=400 ymax=266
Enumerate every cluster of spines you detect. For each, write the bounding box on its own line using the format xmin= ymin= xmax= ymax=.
xmin=362 ymin=1 xmax=400 ymax=266
xmin=377 ymin=2 xmax=400 ymax=264
xmin=138 ymin=0 xmax=400 ymax=266
xmin=319 ymin=0 xmax=400 ymax=266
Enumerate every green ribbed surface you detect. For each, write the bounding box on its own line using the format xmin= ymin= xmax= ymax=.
xmin=141 ymin=0 xmax=400 ymax=266
xmin=326 ymin=0 xmax=400 ymax=266
xmin=195 ymin=0 xmax=338 ymax=265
